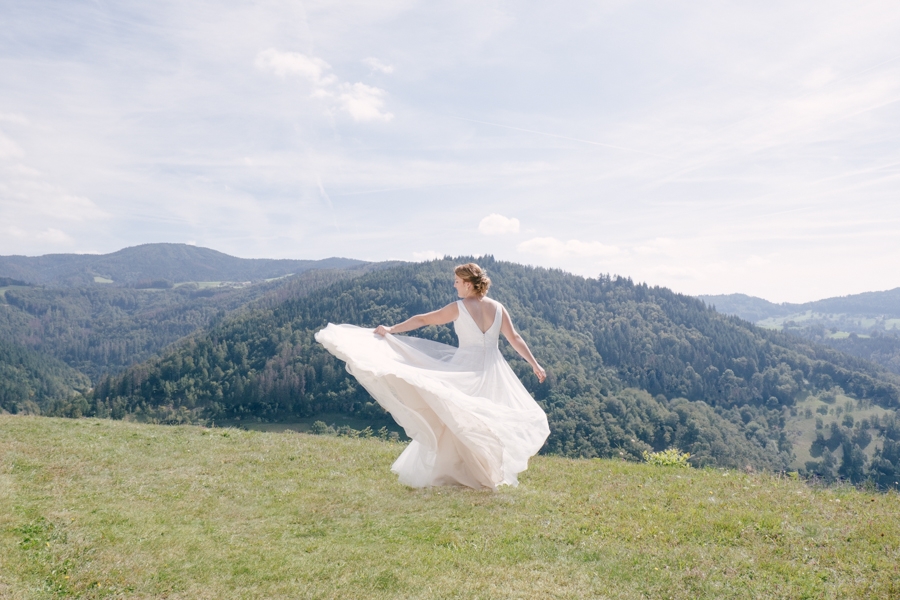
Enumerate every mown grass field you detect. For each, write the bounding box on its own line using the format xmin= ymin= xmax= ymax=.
xmin=2 ymin=416 xmax=899 ymax=599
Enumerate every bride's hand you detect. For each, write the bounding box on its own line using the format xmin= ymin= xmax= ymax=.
xmin=533 ymin=364 xmax=546 ymax=383
xmin=375 ymin=325 xmax=392 ymax=336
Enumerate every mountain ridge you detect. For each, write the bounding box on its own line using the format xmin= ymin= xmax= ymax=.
xmin=0 ymin=243 xmax=366 ymax=287
xmin=700 ymin=287 xmax=900 ymax=322
xmin=701 ymin=289 xmax=900 ymax=376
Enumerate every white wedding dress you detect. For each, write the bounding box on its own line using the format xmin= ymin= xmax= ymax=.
xmin=314 ymin=300 xmax=550 ymax=490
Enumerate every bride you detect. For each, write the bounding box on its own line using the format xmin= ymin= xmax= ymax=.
xmin=315 ymin=262 xmax=550 ymax=490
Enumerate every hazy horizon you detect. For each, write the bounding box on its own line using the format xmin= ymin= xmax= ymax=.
xmin=5 ymin=241 xmax=900 ymax=305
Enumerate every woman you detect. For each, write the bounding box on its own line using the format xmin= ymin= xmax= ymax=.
xmin=315 ymin=263 xmax=550 ymax=490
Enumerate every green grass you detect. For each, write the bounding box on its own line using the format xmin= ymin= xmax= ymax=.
xmin=222 ymin=412 xmax=403 ymax=436
xmin=2 ymin=416 xmax=900 ymax=599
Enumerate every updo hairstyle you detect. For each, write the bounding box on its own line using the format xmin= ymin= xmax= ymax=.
xmin=454 ymin=263 xmax=491 ymax=296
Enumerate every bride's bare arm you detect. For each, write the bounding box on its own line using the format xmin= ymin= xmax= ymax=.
xmin=499 ymin=308 xmax=547 ymax=383
xmin=375 ymin=302 xmax=460 ymax=336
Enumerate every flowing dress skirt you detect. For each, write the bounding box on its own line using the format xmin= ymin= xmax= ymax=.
xmin=315 ymin=322 xmax=550 ymax=490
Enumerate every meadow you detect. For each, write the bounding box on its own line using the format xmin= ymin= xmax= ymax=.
xmin=786 ymin=393 xmax=893 ymax=468
xmin=2 ymin=415 xmax=899 ymax=599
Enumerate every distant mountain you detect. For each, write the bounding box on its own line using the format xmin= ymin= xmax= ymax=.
xmin=0 ymin=264 xmax=386 ymax=383
xmin=804 ymin=288 xmax=900 ymax=318
xmin=700 ymin=288 xmax=900 ymax=323
xmin=0 ymin=243 xmax=366 ymax=287
xmin=701 ymin=289 xmax=900 ymax=376
xmin=698 ymin=293 xmax=792 ymax=323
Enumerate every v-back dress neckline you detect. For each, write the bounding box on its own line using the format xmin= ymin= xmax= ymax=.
xmin=458 ymin=299 xmax=499 ymax=335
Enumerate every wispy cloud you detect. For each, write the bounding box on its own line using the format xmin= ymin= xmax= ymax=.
xmin=363 ymin=57 xmax=394 ymax=74
xmin=517 ymin=237 xmax=620 ymax=258
xmin=0 ymin=113 xmax=29 ymax=126
xmin=0 ymin=130 xmax=22 ymax=159
xmin=256 ymin=48 xmax=393 ymax=122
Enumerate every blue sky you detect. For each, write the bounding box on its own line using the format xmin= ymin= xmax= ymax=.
xmin=2 ymin=0 xmax=899 ymax=302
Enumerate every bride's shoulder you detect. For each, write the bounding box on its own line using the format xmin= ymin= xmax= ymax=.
xmin=486 ymin=297 xmax=506 ymax=315
xmin=443 ymin=300 xmax=462 ymax=316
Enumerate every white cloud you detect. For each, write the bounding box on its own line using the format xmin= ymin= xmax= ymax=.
xmin=413 ymin=250 xmax=441 ymax=261
xmin=3 ymin=225 xmax=72 ymax=245
xmin=478 ymin=213 xmax=520 ymax=235
xmin=0 ymin=113 xmax=29 ymax=126
xmin=802 ymin=67 xmax=837 ymax=88
xmin=517 ymin=237 xmax=620 ymax=258
xmin=633 ymin=238 xmax=677 ymax=256
xmin=0 ymin=163 xmax=110 ymax=224
xmin=363 ymin=57 xmax=394 ymax=74
xmin=745 ymin=255 xmax=770 ymax=267
xmin=254 ymin=49 xmax=336 ymax=86
xmin=256 ymin=49 xmax=392 ymax=122
xmin=36 ymin=228 xmax=72 ymax=243
xmin=8 ymin=164 xmax=41 ymax=177
xmin=0 ymin=130 xmax=23 ymax=159
xmin=338 ymin=83 xmax=394 ymax=122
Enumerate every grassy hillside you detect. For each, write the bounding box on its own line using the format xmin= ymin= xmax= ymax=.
xmin=2 ymin=416 xmax=899 ymax=599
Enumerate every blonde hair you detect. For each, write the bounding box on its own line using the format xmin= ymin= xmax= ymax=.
xmin=454 ymin=263 xmax=491 ymax=296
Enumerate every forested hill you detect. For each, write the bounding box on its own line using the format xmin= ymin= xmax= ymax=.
xmin=0 ymin=243 xmax=365 ymax=287
xmin=0 ymin=337 xmax=91 ymax=415
xmin=87 ymin=258 xmax=900 ymax=478
xmin=0 ymin=264 xmax=386 ymax=383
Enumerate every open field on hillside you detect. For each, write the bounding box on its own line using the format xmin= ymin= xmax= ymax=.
xmin=756 ymin=310 xmax=900 ymax=335
xmin=787 ymin=393 xmax=893 ymax=468
xmin=0 ymin=285 xmax=31 ymax=296
xmin=2 ymin=416 xmax=899 ymax=599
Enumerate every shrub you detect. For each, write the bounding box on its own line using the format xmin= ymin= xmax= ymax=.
xmin=642 ymin=448 xmax=691 ymax=468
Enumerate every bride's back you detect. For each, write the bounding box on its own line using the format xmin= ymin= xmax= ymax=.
xmin=460 ymin=297 xmax=499 ymax=334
